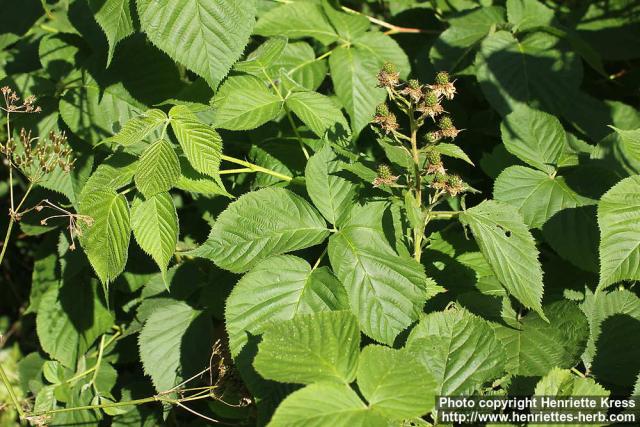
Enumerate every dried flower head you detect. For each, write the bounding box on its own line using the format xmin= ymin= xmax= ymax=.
xmin=9 ymin=128 xmax=75 ymax=182
xmin=431 ymin=172 xmax=448 ymax=191
xmin=399 ymin=79 xmax=423 ymax=103
xmin=372 ymin=107 xmax=399 ymax=135
xmin=427 ymin=71 xmax=457 ymax=100
xmin=373 ymin=164 xmax=399 ymax=187
xmin=1 ymin=86 xmax=41 ymax=114
xmin=377 ymin=62 xmax=400 ymax=88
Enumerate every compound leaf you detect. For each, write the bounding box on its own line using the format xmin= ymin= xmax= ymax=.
xmin=88 ymin=0 xmax=135 ymax=65
xmin=104 ymin=109 xmax=167 ymax=147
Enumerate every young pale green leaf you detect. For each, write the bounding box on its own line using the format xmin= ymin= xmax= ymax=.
xmin=212 ymin=76 xmax=283 ymax=130
xmin=79 ymin=189 xmax=131 ymax=284
xmin=357 ymin=345 xmax=437 ymax=420
xmin=597 ymin=175 xmax=640 ymax=291
xmin=305 ymin=144 xmax=357 ymax=226
xmin=493 ymin=301 xmax=588 ymax=376
xmin=131 ymin=193 xmax=178 ymax=275
xmin=406 ymin=308 xmax=507 ymax=396
xmin=494 ymin=166 xmax=594 ymax=228
xmin=506 ymin=0 xmax=554 ymax=32
xmin=136 ymin=0 xmax=255 ymax=86
xmin=459 ymin=200 xmax=546 ymax=319
xmin=285 ymin=91 xmax=349 ymax=138
xmin=535 ymin=367 xmax=609 ymax=398
xmin=134 ymin=139 xmax=181 ymax=197
xmin=88 ymin=0 xmax=135 ymax=65
xmin=193 ymin=187 xmax=329 ymax=273
xmin=430 ymin=6 xmax=506 ymax=72
xmin=169 ymin=105 xmax=222 ymax=178
xmin=268 ymin=383 xmax=387 ymax=427
xmin=139 ymin=300 xmax=213 ymax=392
xmin=103 ymin=109 xmax=167 ymax=147
xmin=254 ymin=311 xmax=360 ymax=385
xmin=36 ymin=280 xmax=113 ymax=368
xmin=328 ymin=226 xmax=428 ymax=345
xmin=501 ymin=106 xmax=566 ymax=173
xmin=255 ymin=2 xmax=337 ymax=45
xmin=225 ymin=255 xmax=348 ymax=357
xmin=234 ymin=36 xmax=287 ymax=74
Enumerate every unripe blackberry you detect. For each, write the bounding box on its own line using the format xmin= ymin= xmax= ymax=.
xmin=382 ymin=62 xmax=397 ymax=74
xmin=435 ymin=71 xmax=450 ymax=85
xmin=425 ymin=148 xmax=441 ymax=165
xmin=424 ymin=91 xmax=439 ymax=107
xmin=425 ymin=131 xmax=441 ymax=144
xmin=376 ymin=103 xmax=390 ymax=117
xmin=407 ymin=79 xmax=420 ymax=89
xmin=438 ymin=116 xmax=454 ymax=130
xmin=377 ymin=164 xmax=393 ymax=180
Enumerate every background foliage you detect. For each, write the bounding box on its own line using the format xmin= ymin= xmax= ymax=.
xmin=1 ymin=0 xmax=639 ymax=425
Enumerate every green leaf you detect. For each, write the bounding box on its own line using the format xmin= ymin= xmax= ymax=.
xmin=212 ymin=76 xmax=283 ymax=130
xmin=535 ymin=367 xmax=609 ymax=396
xmin=136 ymin=0 xmax=255 ymax=86
xmin=139 ymin=300 xmax=213 ymax=392
xmin=430 ymin=6 xmax=506 ymax=72
xmin=459 ymin=200 xmax=546 ymax=319
xmin=475 ymin=31 xmax=581 ymax=117
xmin=330 ymin=45 xmax=385 ymax=138
xmin=323 ymin=2 xmax=370 ymax=41
xmin=285 ymin=91 xmax=349 ymax=138
xmin=268 ymin=383 xmax=388 ymax=427
xmin=494 ymin=166 xmax=594 ymax=228
xmin=169 ymin=105 xmax=222 ymax=178
xmin=406 ymin=308 xmax=506 ymax=395
xmin=234 ymin=36 xmax=288 ymax=75
xmin=193 ymin=187 xmax=329 ymax=273
xmin=79 ymin=189 xmax=131 ymax=284
xmin=255 ymin=2 xmax=337 ymax=45
xmin=59 ymin=71 xmax=144 ymax=145
xmin=357 ymin=345 xmax=437 ymax=419
xmin=506 ymin=0 xmax=553 ymax=32
xmin=330 ymin=32 xmax=409 ymax=136
xmin=492 ymin=300 xmax=588 ymax=376
xmin=270 ymin=41 xmax=327 ymax=91
xmin=103 ymin=109 xmax=167 ymax=147
xmin=610 ymin=127 xmax=640 ymax=163
xmin=81 ymin=152 xmax=138 ymax=194
xmin=88 ymin=0 xmax=134 ymax=65
xmin=597 ymin=175 xmax=640 ymax=291
xmin=131 ymin=193 xmax=178 ymax=275
xmin=328 ymin=226 xmax=428 ymax=345
xmin=175 ymin=157 xmax=232 ymax=198
xmin=225 ymin=255 xmax=348 ymax=357
xmin=305 ymin=144 xmax=357 ymax=226
xmin=254 ymin=311 xmax=360 ymax=384
xmin=134 ymin=139 xmax=181 ymax=197
xmin=36 ymin=280 xmax=113 ymax=368
xmin=500 ymin=106 xmax=566 ymax=173
xmin=434 ymin=143 xmax=475 ymax=166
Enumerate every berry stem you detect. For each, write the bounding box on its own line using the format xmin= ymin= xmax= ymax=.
xmin=409 ymin=107 xmax=423 ymax=262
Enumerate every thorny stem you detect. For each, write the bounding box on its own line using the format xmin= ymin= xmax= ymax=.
xmin=0 ymin=362 xmax=24 ymax=419
xmin=340 ymin=6 xmax=428 ymax=35
xmin=221 ymin=155 xmax=292 ymax=182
